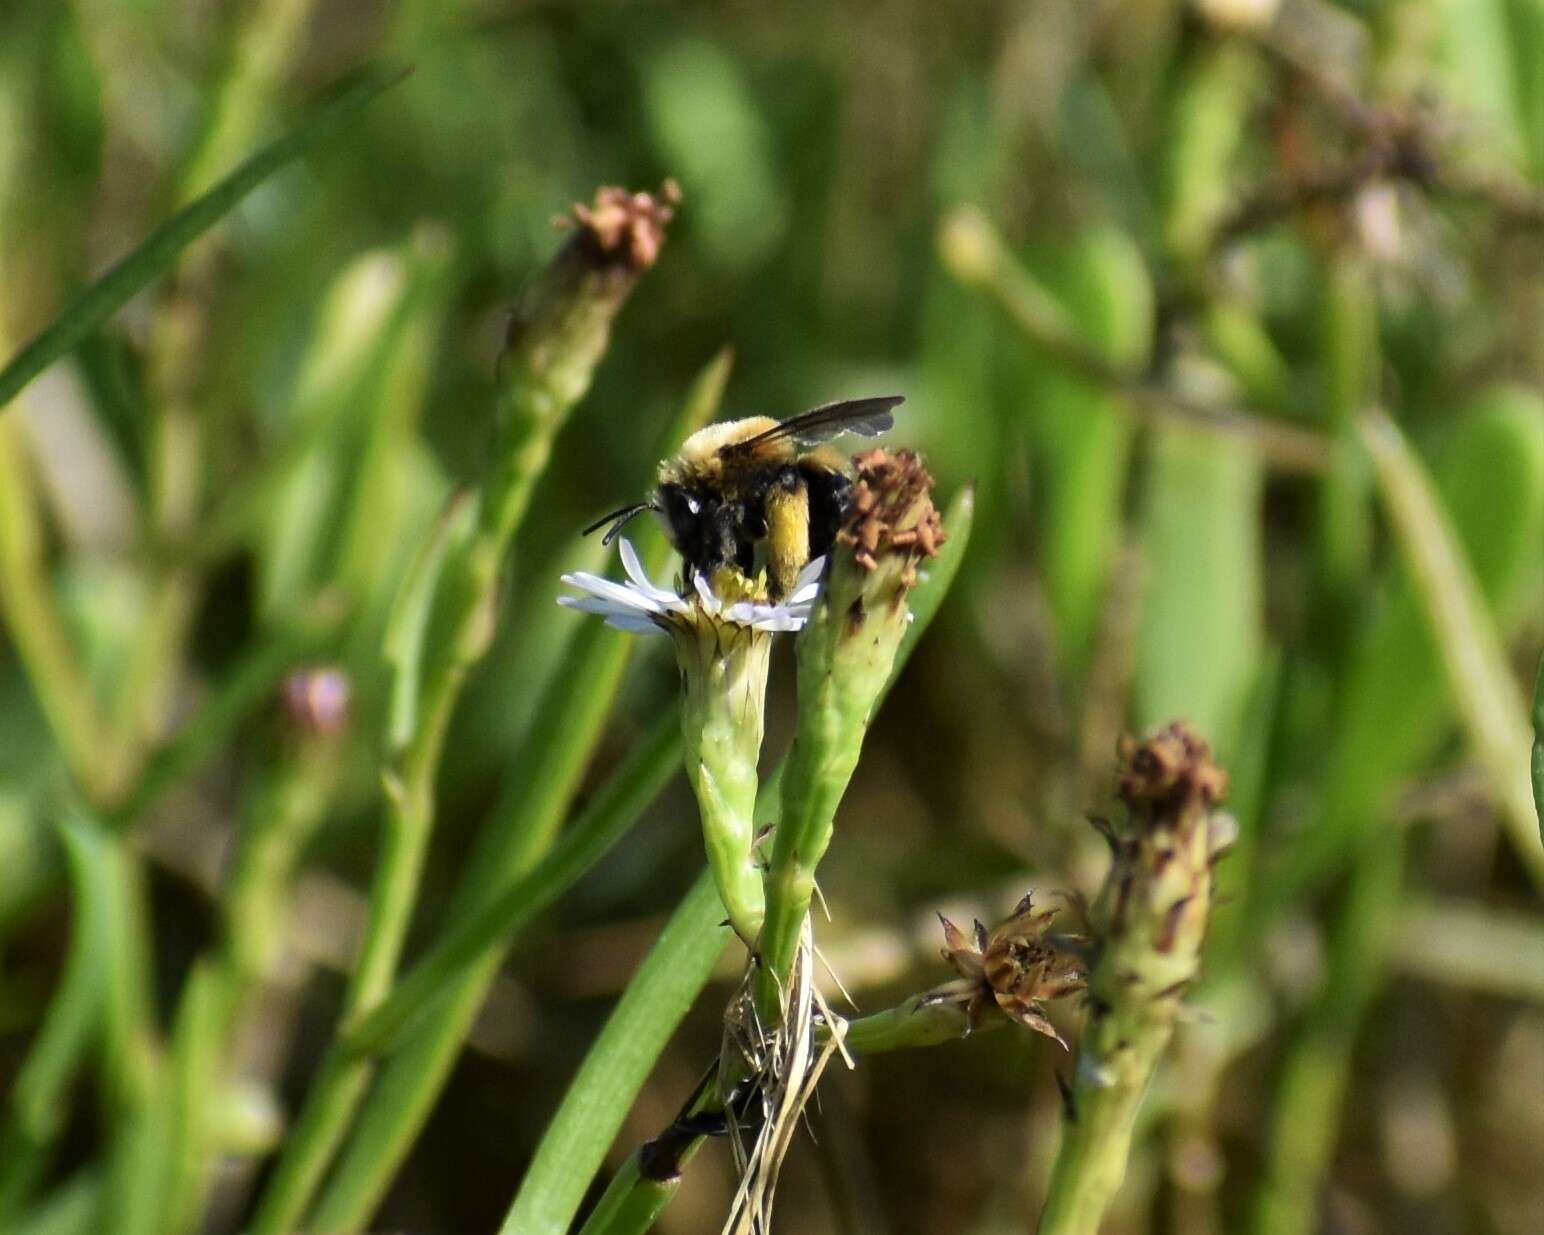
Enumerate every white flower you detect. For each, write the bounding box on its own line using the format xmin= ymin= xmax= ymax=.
xmin=558 ymin=539 xmax=824 ymax=635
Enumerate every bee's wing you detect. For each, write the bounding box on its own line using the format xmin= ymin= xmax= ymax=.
xmin=720 ymin=395 xmax=902 ymax=458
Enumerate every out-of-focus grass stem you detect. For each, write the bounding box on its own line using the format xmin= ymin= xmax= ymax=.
xmin=938 ymin=206 xmax=1331 ymax=473
xmin=1359 ymin=409 xmax=1544 ymax=888
xmin=303 ymin=348 xmax=726 ymax=1235
xmin=250 ymin=189 xmax=679 ymax=1235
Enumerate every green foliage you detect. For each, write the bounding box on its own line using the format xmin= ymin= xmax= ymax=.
xmin=1 ymin=4 xmax=1542 ymax=1235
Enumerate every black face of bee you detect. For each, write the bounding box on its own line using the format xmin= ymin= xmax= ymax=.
xmin=656 ymin=466 xmax=853 ymax=584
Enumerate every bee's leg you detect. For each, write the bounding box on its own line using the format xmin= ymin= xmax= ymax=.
xmin=802 ymin=464 xmax=852 ymax=560
xmin=764 ymin=467 xmax=811 ymax=599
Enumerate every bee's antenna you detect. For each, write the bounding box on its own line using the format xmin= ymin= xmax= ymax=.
xmin=581 ymin=501 xmax=657 ymax=543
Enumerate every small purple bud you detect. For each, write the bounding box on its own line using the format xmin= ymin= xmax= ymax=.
xmin=281 ymin=667 xmax=351 ymax=737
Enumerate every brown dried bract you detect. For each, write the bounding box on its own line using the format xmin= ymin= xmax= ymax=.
xmin=564 ymin=181 xmax=681 ymax=272
xmin=1116 ymin=721 xmax=1228 ymax=816
xmin=937 ymin=893 xmax=1086 ymax=1047
xmin=836 ymin=449 xmax=946 ymax=584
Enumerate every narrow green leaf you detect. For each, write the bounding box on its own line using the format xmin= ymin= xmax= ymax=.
xmin=0 ymin=65 xmax=408 ymax=413
xmin=1359 ymin=408 xmax=1544 ymax=887
xmin=1134 ymin=420 xmax=1263 ymax=753
xmin=499 ymin=870 xmax=730 ymax=1235
xmin=346 ymin=712 xmax=684 ymax=1056
xmin=1532 ymin=650 xmax=1543 ymax=842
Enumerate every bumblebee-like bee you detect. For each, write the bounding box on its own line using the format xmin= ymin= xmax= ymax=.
xmin=584 ymin=396 xmax=903 ymax=598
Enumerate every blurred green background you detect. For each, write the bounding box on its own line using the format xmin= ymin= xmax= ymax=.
xmin=1 ymin=1 xmax=1542 ymax=1233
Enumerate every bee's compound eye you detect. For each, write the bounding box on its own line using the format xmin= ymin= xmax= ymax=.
xmin=686 ymin=495 xmax=701 ymax=515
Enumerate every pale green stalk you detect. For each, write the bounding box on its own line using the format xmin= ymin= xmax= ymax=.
xmin=1248 ymin=837 xmax=1403 ymax=1235
xmin=1037 ymin=727 xmax=1227 ymax=1235
xmin=1358 ymin=409 xmax=1544 ymax=887
xmin=0 ymin=418 xmax=117 ymax=802
xmin=756 ymin=452 xmax=944 ymax=1016
xmin=300 ymin=350 xmax=726 ymax=1235
xmin=248 ymin=186 xmax=675 ymax=1235
xmin=541 ymin=491 xmax=973 ymax=1235
xmin=160 ymin=711 xmax=348 ymax=1231
xmin=1532 ymin=651 xmax=1543 ymax=839
xmin=0 ymin=817 xmax=115 ymax=1222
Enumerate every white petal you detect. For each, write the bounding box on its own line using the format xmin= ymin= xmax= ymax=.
xmin=561 ymin=572 xmax=662 ymax=614
xmin=692 ymin=573 xmax=722 ymax=614
xmin=618 ymin=540 xmax=678 ymax=604
xmin=791 ymin=555 xmax=826 ymax=595
xmin=603 ymin=613 xmax=667 ymax=635
xmin=560 ymin=595 xmax=638 ymax=618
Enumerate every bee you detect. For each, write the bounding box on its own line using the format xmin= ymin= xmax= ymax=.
xmin=584 ymin=396 xmax=903 ymax=599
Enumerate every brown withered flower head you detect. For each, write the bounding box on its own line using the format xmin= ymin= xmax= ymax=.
xmin=838 ymin=448 xmax=946 ymax=587
xmin=935 ymin=893 xmax=1087 ymax=1048
xmin=1116 ymin=721 xmax=1228 ymax=821
xmin=564 ymin=180 xmax=681 ymax=272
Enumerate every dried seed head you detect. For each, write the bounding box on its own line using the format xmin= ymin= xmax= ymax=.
xmin=938 ymin=892 xmax=1088 ymax=1046
xmin=1116 ymin=722 xmax=1228 ymax=819
xmin=566 ymin=181 xmax=680 ymax=272
xmin=836 ymin=449 xmax=946 ymax=589
xmin=502 ymin=182 xmax=678 ymax=387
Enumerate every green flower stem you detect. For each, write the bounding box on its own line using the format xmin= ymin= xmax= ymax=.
xmin=158 ymin=735 xmax=345 ymax=1231
xmin=571 ymin=986 xmax=997 ymax=1235
xmin=0 ymin=418 xmax=118 ymax=804
xmin=754 ymin=568 xmax=907 ymax=1014
xmin=86 ymin=819 xmax=166 ymax=1235
xmin=573 ymin=1154 xmax=682 ymax=1235
xmin=248 ymin=189 xmax=672 ymax=1235
xmin=1037 ymin=731 xmax=1223 ymax=1235
xmin=344 ymin=711 xmax=682 ymax=1057
xmin=0 ymin=818 xmax=116 ymax=1223
xmin=1248 ymin=837 xmax=1403 ymax=1235
xmin=1532 ymin=650 xmax=1543 ymax=840
xmin=756 ymin=453 xmax=950 ymax=1019
xmin=298 ymin=351 xmax=726 ymax=1235
xmin=0 ymin=65 xmax=407 ymax=414
xmin=536 ymin=492 xmax=974 ymax=1235
xmin=498 ymin=869 xmax=731 ymax=1235
xmin=678 ymin=620 xmax=771 ymax=944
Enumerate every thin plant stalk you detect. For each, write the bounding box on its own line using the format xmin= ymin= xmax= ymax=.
xmin=1359 ymin=409 xmax=1544 ymax=887
xmin=1037 ymin=727 xmax=1228 ymax=1235
xmin=301 ymin=348 xmax=726 ymax=1235
xmin=249 ymin=186 xmax=676 ymax=1235
xmin=1248 ymin=837 xmax=1404 ymax=1235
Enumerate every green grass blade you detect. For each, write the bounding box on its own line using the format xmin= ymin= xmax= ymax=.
xmin=0 ymin=65 xmax=408 ymax=414
xmin=345 ymin=712 xmax=683 ymax=1056
xmin=498 ymin=870 xmax=730 ymax=1235
xmin=296 ymin=351 xmax=729 ymax=1234
xmin=0 ymin=818 xmax=113 ymax=1222
xmin=1532 ymin=650 xmax=1543 ymax=842
xmin=1358 ymin=408 xmax=1544 ymax=888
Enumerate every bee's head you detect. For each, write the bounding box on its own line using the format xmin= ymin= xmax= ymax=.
xmin=656 ymin=482 xmax=708 ymax=557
